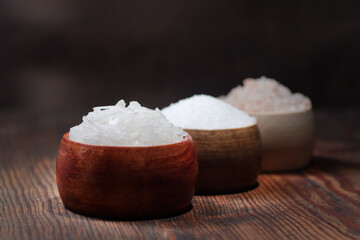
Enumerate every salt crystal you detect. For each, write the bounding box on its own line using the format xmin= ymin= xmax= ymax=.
xmin=162 ymin=95 xmax=256 ymax=130
xmin=220 ymin=76 xmax=312 ymax=114
xmin=69 ymin=100 xmax=187 ymax=146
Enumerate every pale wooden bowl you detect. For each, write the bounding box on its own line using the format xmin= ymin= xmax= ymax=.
xmin=56 ymin=133 xmax=198 ymax=219
xmin=252 ymin=108 xmax=315 ymax=172
xmin=185 ymin=124 xmax=262 ymax=194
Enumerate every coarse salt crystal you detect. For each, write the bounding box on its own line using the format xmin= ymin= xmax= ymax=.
xmin=69 ymin=100 xmax=187 ymax=146
xmin=220 ymin=76 xmax=312 ymax=114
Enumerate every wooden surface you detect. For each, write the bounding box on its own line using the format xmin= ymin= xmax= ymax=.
xmin=57 ymin=133 xmax=197 ymax=219
xmin=255 ymin=109 xmax=315 ymax=172
xmin=1 ymin=110 xmax=360 ymax=240
xmin=186 ymin=126 xmax=261 ymax=194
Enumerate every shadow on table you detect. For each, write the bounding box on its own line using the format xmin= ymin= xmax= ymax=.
xmin=55 ymin=201 xmax=194 ymax=222
xmin=305 ymin=156 xmax=360 ymax=173
xmin=195 ymin=182 xmax=260 ymax=196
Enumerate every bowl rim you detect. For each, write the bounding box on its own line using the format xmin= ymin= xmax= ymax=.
xmin=248 ymin=106 xmax=313 ymax=117
xmin=63 ymin=132 xmax=193 ymax=149
xmin=183 ymin=122 xmax=258 ymax=132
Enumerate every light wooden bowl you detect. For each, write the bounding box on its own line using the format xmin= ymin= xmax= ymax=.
xmin=56 ymin=133 xmax=198 ymax=219
xmin=185 ymin=124 xmax=262 ymax=194
xmin=253 ymin=108 xmax=315 ymax=172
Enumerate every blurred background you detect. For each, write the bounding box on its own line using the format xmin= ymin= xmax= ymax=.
xmin=1 ymin=0 xmax=360 ymax=114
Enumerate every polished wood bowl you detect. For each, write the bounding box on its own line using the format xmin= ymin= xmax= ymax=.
xmin=253 ymin=108 xmax=315 ymax=172
xmin=185 ymin=124 xmax=262 ymax=194
xmin=56 ymin=133 xmax=198 ymax=219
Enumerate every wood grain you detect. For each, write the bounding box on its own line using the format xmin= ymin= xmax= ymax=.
xmin=57 ymin=133 xmax=197 ymax=219
xmin=254 ymin=109 xmax=315 ymax=172
xmin=1 ymin=110 xmax=360 ymax=240
xmin=185 ymin=125 xmax=261 ymax=194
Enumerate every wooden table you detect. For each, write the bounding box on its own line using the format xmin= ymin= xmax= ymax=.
xmin=1 ymin=110 xmax=359 ymax=240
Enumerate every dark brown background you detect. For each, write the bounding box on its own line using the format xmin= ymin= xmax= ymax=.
xmin=1 ymin=0 xmax=360 ymax=114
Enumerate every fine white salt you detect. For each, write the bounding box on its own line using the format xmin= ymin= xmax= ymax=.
xmin=221 ymin=76 xmax=312 ymax=114
xmin=69 ymin=100 xmax=187 ymax=146
xmin=162 ymin=95 xmax=256 ymax=130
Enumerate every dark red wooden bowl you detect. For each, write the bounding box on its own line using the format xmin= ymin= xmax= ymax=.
xmin=56 ymin=133 xmax=198 ymax=219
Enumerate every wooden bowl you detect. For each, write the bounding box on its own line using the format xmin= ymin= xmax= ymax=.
xmin=253 ymin=108 xmax=315 ymax=172
xmin=185 ymin=124 xmax=262 ymax=194
xmin=56 ymin=133 xmax=198 ymax=219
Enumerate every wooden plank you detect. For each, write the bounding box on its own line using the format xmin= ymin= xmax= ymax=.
xmin=0 ymin=110 xmax=359 ymax=240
